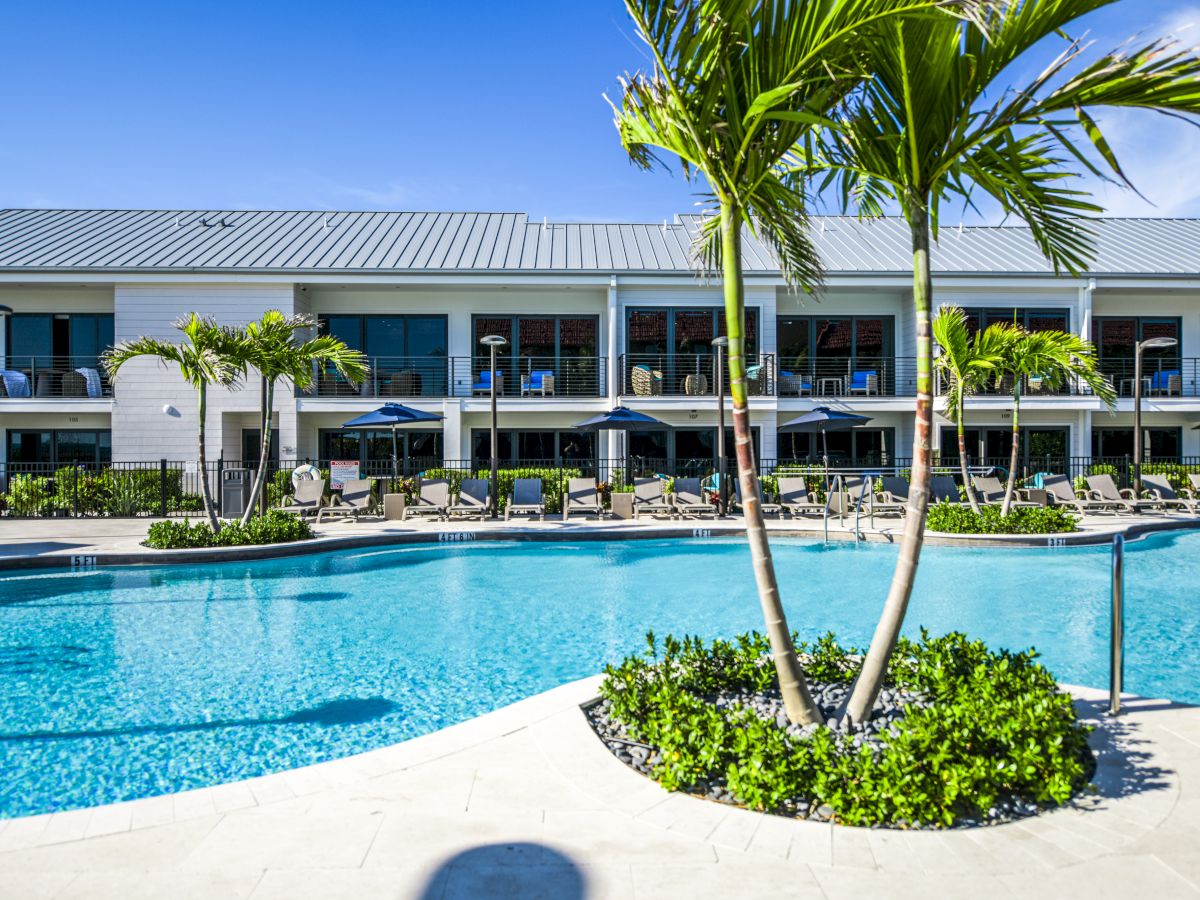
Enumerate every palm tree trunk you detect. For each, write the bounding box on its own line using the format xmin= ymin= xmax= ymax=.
xmin=957 ymin=409 xmax=981 ymax=514
xmin=720 ymin=202 xmax=820 ymax=726
xmin=1001 ymin=387 xmax=1021 ymax=516
xmin=241 ymin=378 xmax=274 ymax=526
xmin=844 ymin=206 xmax=934 ymax=725
xmin=196 ymin=382 xmax=220 ymax=531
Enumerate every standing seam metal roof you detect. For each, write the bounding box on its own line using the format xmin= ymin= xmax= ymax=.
xmin=0 ymin=209 xmax=1197 ymax=276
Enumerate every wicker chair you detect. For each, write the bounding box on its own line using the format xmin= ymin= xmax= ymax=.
xmin=631 ymin=365 xmax=663 ymax=396
xmin=682 ymin=373 xmax=708 ymax=395
xmin=61 ymin=371 xmax=88 ymax=397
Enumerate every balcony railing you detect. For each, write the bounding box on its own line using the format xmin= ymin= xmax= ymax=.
xmin=941 ymin=358 xmax=1200 ymax=398
xmin=304 ymin=356 xmax=607 ymax=399
xmin=0 ymin=357 xmax=111 ymax=399
xmin=777 ymin=358 xmax=917 ymax=397
xmin=619 ymin=353 xmax=776 ymax=397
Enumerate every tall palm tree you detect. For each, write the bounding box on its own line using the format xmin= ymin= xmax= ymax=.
xmin=609 ymin=0 xmax=975 ymax=725
xmin=799 ymin=1 xmax=1200 ymax=724
xmin=103 ymin=314 xmax=243 ymax=530
xmin=996 ymin=327 xmax=1115 ymax=514
xmin=239 ymin=311 xmax=368 ymax=524
xmin=932 ymin=307 xmax=1006 ymax=513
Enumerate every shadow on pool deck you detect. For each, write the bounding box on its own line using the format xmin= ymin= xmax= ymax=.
xmin=1076 ymin=696 xmax=1188 ymax=803
xmin=0 ymin=696 xmax=400 ymax=743
xmin=416 ymin=843 xmax=587 ymax=900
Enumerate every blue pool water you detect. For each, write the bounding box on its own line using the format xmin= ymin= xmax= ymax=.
xmin=2 ymin=533 xmax=1198 ymax=818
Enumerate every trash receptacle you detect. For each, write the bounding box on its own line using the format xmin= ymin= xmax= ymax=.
xmin=221 ymin=468 xmax=252 ymax=518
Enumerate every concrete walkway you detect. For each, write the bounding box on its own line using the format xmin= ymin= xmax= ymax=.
xmin=0 ymin=678 xmax=1196 ymax=899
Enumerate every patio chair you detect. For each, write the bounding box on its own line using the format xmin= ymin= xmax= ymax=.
xmin=860 ymin=476 xmax=905 ymax=517
xmin=633 ymin=477 xmax=674 ymax=519
xmin=1140 ymin=474 xmax=1195 ymax=513
xmin=520 ymin=370 xmax=555 ymax=397
xmin=1149 ymin=370 xmax=1181 ymax=396
xmin=776 ymin=476 xmax=824 ymax=518
xmin=278 ymin=478 xmax=328 ymax=518
xmin=317 ymin=478 xmax=376 ymax=523
xmin=403 ymin=478 xmax=451 ymax=521
xmin=671 ymin=477 xmax=716 ymax=518
xmin=449 ymin=478 xmax=490 ymax=520
xmin=61 ymin=370 xmax=88 ymax=397
xmin=778 ymin=370 xmax=812 ymax=396
xmin=505 ymin=478 xmax=545 ymax=520
xmin=846 ymin=370 xmax=879 ymax=396
xmin=562 ymin=477 xmax=606 ymax=520
xmin=631 ymin=365 xmax=663 ymax=396
xmin=682 ymin=373 xmax=708 ymax=395
xmin=878 ymin=476 xmax=909 ymax=505
xmin=972 ymin=475 xmax=1039 ymax=507
xmin=929 ymin=475 xmax=966 ymax=505
xmin=1186 ymin=474 xmax=1200 ymax=504
xmin=1085 ymin=474 xmax=1149 ymax=514
xmin=732 ymin=477 xmax=782 ymax=517
xmin=1043 ymin=474 xmax=1114 ymax=515
xmin=472 ymin=370 xmax=504 ymax=396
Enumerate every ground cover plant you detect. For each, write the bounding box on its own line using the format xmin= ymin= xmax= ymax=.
xmin=144 ymin=510 xmax=312 ymax=549
xmin=926 ymin=501 xmax=1078 ymax=534
xmin=592 ymin=630 xmax=1094 ymax=828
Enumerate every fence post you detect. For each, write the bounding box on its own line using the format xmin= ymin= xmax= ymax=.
xmin=159 ymin=459 xmax=168 ymax=517
xmin=217 ymin=455 xmax=224 ymax=517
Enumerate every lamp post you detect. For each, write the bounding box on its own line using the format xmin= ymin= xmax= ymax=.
xmin=712 ymin=336 xmax=729 ymax=514
xmin=480 ymin=334 xmax=507 ymax=518
xmin=1133 ymin=335 xmax=1177 ymax=496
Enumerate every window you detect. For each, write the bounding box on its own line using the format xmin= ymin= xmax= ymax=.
xmin=1091 ymin=428 xmax=1182 ymax=462
xmin=960 ymin=308 xmax=1071 ymax=334
xmin=776 ymin=316 xmax=895 ymax=394
xmin=470 ymin=429 xmax=596 ymax=467
xmin=6 ymin=430 xmax=112 ymax=465
xmin=626 ymin=308 xmax=759 ymax=356
xmin=778 ymin=429 xmax=894 ymax=465
xmin=318 ymin=315 xmax=448 ymax=396
xmin=318 ymin=429 xmax=443 ymax=473
xmin=1092 ymin=318 xmax=1181 ymax=392
xmin=241 ymin=429 xmax=280 ymax=467
xmin=628 ymin=427 xmax=761 ymax=475
xmin=939 ymin=427 xmax=1070 ymax=469
xmin=6 ymin=313 xmax=114 ymax=368
xmin=471 ymin=315 xmax=600 ymax=396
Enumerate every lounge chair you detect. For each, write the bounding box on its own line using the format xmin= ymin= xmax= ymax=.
xmin=278 ymin=478 xmax=327 ymax=518
xmin=562 ymin=478 xmax=606 ymax=520
xmin=732 ymin=478 xmax=781 ymax=517
xmin=671 ymin=477 xmax=716 ymax=518
xmin=449 ymin=478 xmax=490 ymax=520
xmin=878 ymin=476 xmax=909 ymax=505
xmin=404 ymin=478 xmax=451 ymax=521
xmin=1185 ymin=474 xmax=1200 ymax=506
xmin=472 ymin=370 xmax=504 ymax=396
xmin=857 ymin=476 xmax=905 ymax=517
xmin=929 ymin=475 xmax=966 ymax=505
xmin=520 ymin=370 xmax=555 ymax=396
xmin=634 ymin=477 xmax=675 ymax=519
xmin=1043 ymin=474 xmax=1113 ymax=515
xmin=1085 ymin=474 xmax=1149 ymax=514
xmin=317 ymin=478 xmax=376 ymax=523
xmin=505 ymin=478 xmax=545 ymax=520
xmin=776 ymin=477 xmax=824 ymax=518
xmin=1140 ymin=474 xmax=1195 ymax=513
xmin=972 ymin=475 xmax=1039 ymax=507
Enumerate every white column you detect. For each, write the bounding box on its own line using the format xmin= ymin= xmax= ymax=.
xmin=1079 ymin=277 xmax=1094 ymax=341
xmin=607 ymin=275 xmax=621 ymax=466
xmin=441 ymin=399 xmax=464 ymax=464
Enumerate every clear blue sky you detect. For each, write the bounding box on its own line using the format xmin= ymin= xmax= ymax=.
xmin=0 ymin=1 xmax=1196 ymax=221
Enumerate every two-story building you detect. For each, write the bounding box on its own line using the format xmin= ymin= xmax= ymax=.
xmin=1 ymin=209 xmax=1197 ymax=480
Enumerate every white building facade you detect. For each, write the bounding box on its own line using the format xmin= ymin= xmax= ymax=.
xmin=1 ymin=210 xmax=1198 ymax=480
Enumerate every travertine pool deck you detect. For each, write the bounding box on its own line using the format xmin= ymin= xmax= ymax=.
xmin=0 ymin=677 xmax=1197 ymax=899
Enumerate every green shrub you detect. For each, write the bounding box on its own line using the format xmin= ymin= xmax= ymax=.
xmin=926 ymin=501 xmax=1077 ymax=534
xmin=144 ymin=510 xmax=312 ymax=549
xmin=420 ymin=467 xmax=580 ymax=513
xmin=599 ymin=630 xmax=1092 ymax=828
xmin=2 ymin=474 xmax=54 ymax=516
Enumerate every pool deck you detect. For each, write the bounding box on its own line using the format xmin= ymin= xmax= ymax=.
xmin=0 ymin=508 xmax=1196 ymax=569
xmin=1 ymin=677 xmax=1198 ymax=899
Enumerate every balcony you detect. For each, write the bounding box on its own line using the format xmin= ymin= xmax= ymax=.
xmin=0 ymin=357 xmax=111 ymax=399
xmin=777 ymin=358 xmax=917 ymax=398
xmin=619 ymin=353 xmax=776 ymax=397
xmin=945 ymin=359 xmax=1200 ymax=398
xmin=305 ymin=356 xmax=607 ymax=399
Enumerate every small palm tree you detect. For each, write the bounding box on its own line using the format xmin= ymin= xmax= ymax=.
xmin=996 ymin=327 xmax=1115 ymax=515
xmin=239 ymin=311 xmax=368 ymax=524
xmin=609 ymin=0 xmax=972 ymax=725
xmin=799 ymin=2 xmax=1200 ymax=725
xmin=932 ymin=307 xmax=1006 ymax=513
xmin=103 ymin=314 xmax=243 ymax=530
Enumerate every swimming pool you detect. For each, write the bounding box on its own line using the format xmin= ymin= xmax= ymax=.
xmin=2 ymin=532 xmax=1197 ymax=818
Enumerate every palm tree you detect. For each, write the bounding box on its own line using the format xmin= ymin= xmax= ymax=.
xmin=996 ymin=327 xmax=1115 ymax=515
xmin=799 ymin=2 xmax=1200 ymax=725
xmin=608 ymin=0 xmax=973 ymax=725
xmin=932 ymin=307 xmax=1006 ymax=513
xmin=239 ymin=311 xmax=368 ymax=524
xmin=103 ymin=314 xmax=243 ymax=530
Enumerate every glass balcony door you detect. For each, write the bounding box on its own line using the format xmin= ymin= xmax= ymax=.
xmin=473 ymin=315 xmax=599 ymax=396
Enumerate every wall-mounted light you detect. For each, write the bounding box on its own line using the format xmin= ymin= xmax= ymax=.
xmin=162 ymin=404 xmax=181 ymax=418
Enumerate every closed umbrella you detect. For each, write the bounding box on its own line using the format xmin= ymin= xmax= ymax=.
xmin=573 ymin=406 xmax=671 ymax=485
xmin=779 ymin=407 xmax=872 ymax=479
xmin=341 ymin=403 xmax=444 ymax=479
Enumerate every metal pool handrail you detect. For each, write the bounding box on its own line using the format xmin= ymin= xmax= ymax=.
xmin=1110 ymin=534 xmax=1125 ymax=716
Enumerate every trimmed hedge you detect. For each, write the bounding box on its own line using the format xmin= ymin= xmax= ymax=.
xmin=600 ymin=630 xmax=1093 ymax=828
xmin=144 ymin=510 xmax=313 ymax=549
xmin=926 ymin=500 xmax=1078 ymax=534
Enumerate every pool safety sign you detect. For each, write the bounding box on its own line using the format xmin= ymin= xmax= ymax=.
xmin=330 ymin=460 xmax=360 ymax=489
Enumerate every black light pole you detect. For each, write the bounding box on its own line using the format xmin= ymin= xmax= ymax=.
xmin=1133 ymin=335 xmax=1177 ymax=496
xmin=712 ymin=336 xmax=729 ymax=514
xmin=481 ymin=334 xmax=507 ymax=518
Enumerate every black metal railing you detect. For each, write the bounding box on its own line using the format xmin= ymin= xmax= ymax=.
xmin=0 ymin=356 xmax=112 ymax=399
xmin=303 ymin=356 xmax=607 ymax=399
xmin=775 ymin=357 xmax=918 ymax=398
xmin=1098 ymin=358 xmax=1200 ymax=398
xmin=619 ymin=353 xmax=776 ymax=397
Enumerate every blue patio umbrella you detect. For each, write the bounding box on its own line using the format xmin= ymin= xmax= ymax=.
xmin=779 ymin=407 xmax=872 ymax=470
xmin=573 ymin=406 xmax=671 ymax=484
xmin=342 ymin=403 xmax=444 ymax=476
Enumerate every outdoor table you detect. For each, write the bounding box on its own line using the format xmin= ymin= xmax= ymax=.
xmin=818 ymin=376 xmax=843 ymax=395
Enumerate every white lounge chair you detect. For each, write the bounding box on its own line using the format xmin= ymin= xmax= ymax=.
xmin=732 ymin=477 xmax=781 ymax=517
xmin=972 ymin=475 xmax=1039 ymax=508
xmin=317 ymin=478 xmax=375 ymax=523
xmin=449 ymin=478 xmax=490 ymax=520
xmin=776 ymin=477 xmax=824 ymax=518
xmin=505 ymin=478 xmax=545 ymax=520
xmin=671 ymin=477 xmax=716 ymax=518
xmin=1086 ymin=474 xmax=1149 ymax=514
xmin=562 ymin=478 xmax=606 ymax=520
xmin=279 ymin=478 xmax=327 ymax=518
xmin=404 ymin=478 xmax=450 ymax=521
xmin=634 ymin=477 xmax=674 ymax=519
xmin=1141 ymin=474 xmax=1195 ymax=513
